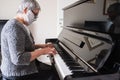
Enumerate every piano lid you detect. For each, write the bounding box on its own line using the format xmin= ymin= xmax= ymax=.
xmin=66 ymin=21 xmax=112 ymax=34
xmin=84 ymin=21 xmax=112 ymax=33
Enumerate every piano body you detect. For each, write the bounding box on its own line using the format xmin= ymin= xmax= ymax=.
xmin=45 ymin=0 xmax=120 ymax=80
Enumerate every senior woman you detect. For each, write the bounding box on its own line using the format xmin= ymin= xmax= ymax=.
xmin=1 ymin=0 xmax=56 ymax=80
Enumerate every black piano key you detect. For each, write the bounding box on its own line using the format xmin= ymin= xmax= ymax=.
xmin=53 ymin=44 xmax=63 ymax=52
xmin=53 ymin=44 xmax=74 ymax=61
xmin=69 ymin=66 xmax=84 ymax=70
xmin=70 ymin=66 xmax=85 ymax=74
xmin=63 ymin=59 xmax=75 ymax=62
xmin=59 ymin=53 xmax=73 ymax=60
xmin=64 ymin=61 xmax=76 ymax=63
xmin=66 ymin=62 xmax=80 ymax=66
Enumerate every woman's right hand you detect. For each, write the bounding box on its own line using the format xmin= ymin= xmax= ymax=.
xmin=40 ymin=47 xmax=57 ymax=55
xmin=30 ymin=47 xmax=57 ymax=61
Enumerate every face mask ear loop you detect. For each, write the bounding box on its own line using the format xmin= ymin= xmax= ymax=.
xmin=24 ymin=3 xmax=37 ymax=25
xmin=26 ymin=2 xmax=38 ymax=20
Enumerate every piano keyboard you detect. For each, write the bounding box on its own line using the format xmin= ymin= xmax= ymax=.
xmin=53 ymin=43 xmax=86 ymax=80
xmin=54 ymin=54 xmax=72 ymax=80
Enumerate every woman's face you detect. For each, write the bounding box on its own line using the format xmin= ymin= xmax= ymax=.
xmin=23 ymin=8 xmax=40 ymax=25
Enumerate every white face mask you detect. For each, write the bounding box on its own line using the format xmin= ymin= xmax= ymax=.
xmin=23 ymin=10 xmax=35 ymax=25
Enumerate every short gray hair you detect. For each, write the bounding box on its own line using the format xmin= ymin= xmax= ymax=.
xmin=17 ymin=0 xmax=40 ymax=13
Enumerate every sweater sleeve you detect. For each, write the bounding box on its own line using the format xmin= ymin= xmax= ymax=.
xmin=6 ymin=24 xmax=31 ymax=66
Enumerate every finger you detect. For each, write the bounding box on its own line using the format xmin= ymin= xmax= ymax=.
xmin=48 ymin=51 xmax=55 ymax=55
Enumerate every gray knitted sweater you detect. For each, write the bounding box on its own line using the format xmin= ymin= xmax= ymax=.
xmin=1 ymin=19 xmax=38 ymax=77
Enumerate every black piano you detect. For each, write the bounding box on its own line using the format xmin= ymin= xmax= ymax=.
xmin=45 ymin=0 xmax=120 ymax=80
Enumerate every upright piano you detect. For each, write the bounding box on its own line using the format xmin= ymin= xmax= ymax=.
xmin=45 ymin=0 xmax=120 ymax=80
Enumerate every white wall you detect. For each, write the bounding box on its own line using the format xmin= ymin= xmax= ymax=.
xmin=0 ymin=0 xmax=57 ymax=44
xmin=30 ymin=0 xmax=57 ymax=44
xmin=57 ymin=0 xmax=79 ymax=36
xmin=0 ymin=0 xmax=21 ymax=19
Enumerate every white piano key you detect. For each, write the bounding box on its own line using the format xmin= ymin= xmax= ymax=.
xmin=37 ymin=54 xmax=52 ymax=66
xmin=54 ymin=53 xmax=73 ymax=80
